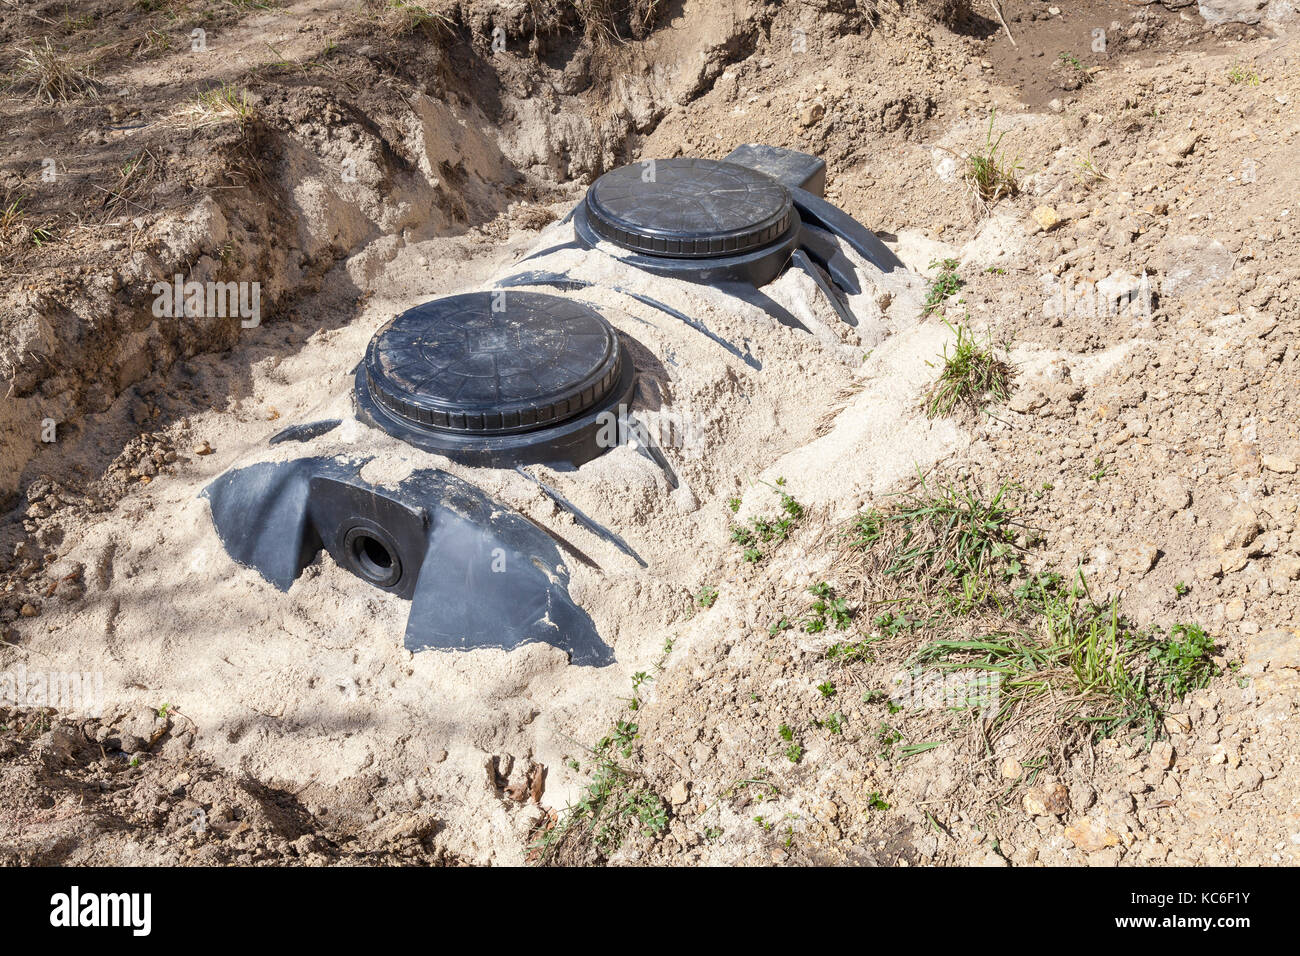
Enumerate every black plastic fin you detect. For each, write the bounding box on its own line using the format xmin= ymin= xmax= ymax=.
xmin=791 ymin=248 xmax=858 ymax=328
xmin=625 ymin=414 xmax=680 ymax=490
xmin=268 ymin=419 xmax=343 ymax=446
xmin=203 ymin=457 xmax=612 ymax=665
xmin=517 ymin=512 xmax=603 ymax=571
xmin=518 ymin=239 xmax=585 ymax=264
xmin=515 ymin=466 xmax=648 ymax=569
xmin=610 ymin=286 xmax=761 ymax=370
xmin=494 ymin=270 xmax=593 ymax=292
xmin=789 ymin=186 xmax=907 ymax=275
xmin=203 ymin=459 xmax=324 ymax=590
xmin=402 ymin=473 xmax=613 ymax=665
xmin=798 ymin=224 xmax=862 ymax=296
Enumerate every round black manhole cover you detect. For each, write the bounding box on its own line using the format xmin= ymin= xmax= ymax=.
xmin=363 ymin=291 xmax=625 ymax=436
xmin=584 ymin=157 xmax=793 ymax=258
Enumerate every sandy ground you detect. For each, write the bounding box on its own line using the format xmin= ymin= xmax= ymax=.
xmin=3 ymin=0 xmax=1300 ymax=866
xmin=8 ymin=184 xmax=961 ymax=863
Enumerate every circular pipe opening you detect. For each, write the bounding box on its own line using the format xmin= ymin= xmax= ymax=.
xmin=343 ymin=526 xmax=402 ymax=588
xmin=355 ymin=534 xmax=392 ymax=571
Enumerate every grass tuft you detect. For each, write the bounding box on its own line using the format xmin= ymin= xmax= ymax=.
xmin=1227 ymin=63 xmax=1261 ymax=86
xmin=569 ymin=0 xmax=664 ymax=44
xmin=962 ymin=109 xmax=1021 ymax=212
xmin=380 ymin=0 xmax=454 ymax=37
xmin=15 ymin=38 xmax=98 ymax=103
xmin=840 ymin=479 xmax=1215 ymax=749
xmin=915 ymin=572 xmax=1217 ymax=741
xmin=923 ymin=320 xmax=1013 ymax=418
xmin=184 ymin=84 xmax=258 ymax=126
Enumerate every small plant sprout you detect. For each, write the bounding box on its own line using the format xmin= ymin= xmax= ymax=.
xmin=923 ymin=258 xmax=963 ymax=318
xmin=1227 ymin=64 xmax=1261 ymax=86
xmin=1075 ymin=152 xmax=1110 ymax=187
xmin=729 ymin=481 xmax=805 ymax=563
xmin=818 ymin=712 xmax=844 ymax=734
xmin=803 ymin=582 xmax=853 ymax=632
xmin=1058 ymin=52 xmax=1092 ymax=83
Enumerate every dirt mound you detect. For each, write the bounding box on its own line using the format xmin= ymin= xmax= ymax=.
xmin=0 ymin=706 xmax=462 ymax=865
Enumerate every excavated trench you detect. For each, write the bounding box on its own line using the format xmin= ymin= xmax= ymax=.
xmin=3 ymin=128 xmax=969 ymax=860
xmin=0 ymin=0 xmax=1067 ymax=862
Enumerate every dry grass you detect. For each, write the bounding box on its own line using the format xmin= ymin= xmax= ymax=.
xmin=568 ymin=0 xmax=664 ymax=44
xmin=181 ymin=84 xmax=258 ymax=127
xmin=14 ymin=37 xmax=98 ymax=103
xmin=101 ymin=150 xmax=160 ymax=216
xmin=375 ymin=0 xmax=455 ymax=38
xmin=0 ymin=190 xmax=26 ymax=244
xmin=0 ymin=190 xmax=57 ymax=257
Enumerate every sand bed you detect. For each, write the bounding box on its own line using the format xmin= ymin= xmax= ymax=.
xmin=12 ymin=208 xmax=972 ymax=861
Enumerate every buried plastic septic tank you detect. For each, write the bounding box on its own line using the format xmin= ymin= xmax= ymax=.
xmin=203 ymin=144 xmax=912 ymax=666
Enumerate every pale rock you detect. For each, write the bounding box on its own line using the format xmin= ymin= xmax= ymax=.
xmin=1154 ymin=475 xmax=1190 ymax=510
xmin=1163 ymin=713 xmax=1192 ymax=735
xmin=1122 ymin=542 xmax=1159 ymax=575
xmin=1229 ymin=765 xmax=1264 ymax=793
xmin=1023 ymin=783 xmax=1070 ymax=817
xmin=1220 ymin=549 xmax=1249 ymax=574
xmin=1149 ymin=741 xmax=1175 ymax=771
xmin=1224 ymin=506 xmax=1262 ymax=549
xmin=1229 ymin=441 xmax=1260 ymax=475
xmin=1031 ymin=205 xmax=1062 ymax=232
xmin=1064 ymin=816 xmax=1121 ymax=852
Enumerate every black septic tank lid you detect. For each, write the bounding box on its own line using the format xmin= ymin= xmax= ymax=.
xmin=584 ymin=157 xmax=794 ymax=259
xmin=364 ymin=291 xmax=622 ymax=434
xmin=356 ymin=291 xmax=635 ymax=467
